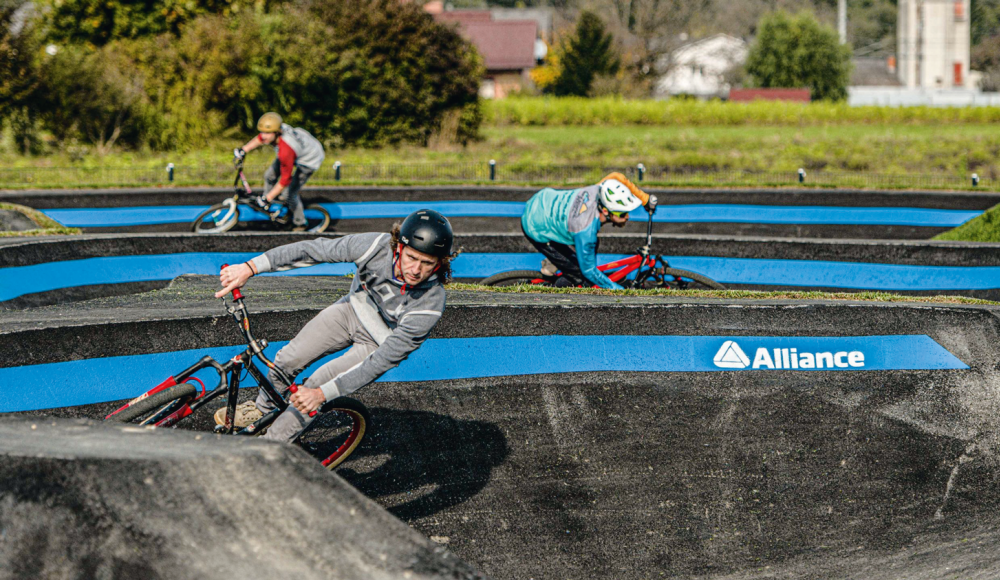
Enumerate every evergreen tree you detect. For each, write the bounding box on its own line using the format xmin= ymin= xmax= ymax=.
xmin=551 ymin=11 xmax=619 ymax=97
xmin=745 ymin=10 xmax=852 ymax=101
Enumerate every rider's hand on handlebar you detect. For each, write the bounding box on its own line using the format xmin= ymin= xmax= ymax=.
xmin=290 ymin=386 xmax=325 ymax=415
xmin=646 ymin=194 xmax=658 ymax=214
xmin=216 ymin=263 xmax=253 ymax=299
xmin=253 ymin=194 xmax=271 ymax=211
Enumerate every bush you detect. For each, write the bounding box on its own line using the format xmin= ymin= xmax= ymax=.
xmin=745 ymin=10 xmax=852 ymax=102
xmin=38 ymin=0 xmax=286 ymax=46
xmin=15 ymin=0 xmax=484 ymax=151
xmin=33 ymin=44 xmax=156 ymax=153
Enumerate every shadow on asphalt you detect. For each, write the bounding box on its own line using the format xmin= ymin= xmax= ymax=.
xmin=337 ymin=407 xmax=510 ymax=522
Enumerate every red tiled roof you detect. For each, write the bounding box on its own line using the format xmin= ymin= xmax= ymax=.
xmin=456 ymin=20 xmax=537 ymax=71
xmin=434 ymin=10 xmax=492 ymax=23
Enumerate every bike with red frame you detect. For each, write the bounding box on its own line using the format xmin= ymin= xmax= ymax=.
xmin=104 ymin=266 xmax=370 ymax=470
xmin=481 ymin=202 xmax=725 ymax=291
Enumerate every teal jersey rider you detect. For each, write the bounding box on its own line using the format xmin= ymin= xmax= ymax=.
xmin=521 ymin=172 xmax=653 ymax=289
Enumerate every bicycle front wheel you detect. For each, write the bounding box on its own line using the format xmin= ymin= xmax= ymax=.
xmin=295 ymin=397 xmax=370 ymax=469
xmin=304 ymin=204 xmax=331 ymax=233
xmin=192 ymin=201 xmax=239 ymax=234
xmin=656 ymin=268 xmax=726 ymax=291
xmin=480 ymin=270 xmax=552 ymax=287
xmin=106 ymin=382 xmax=199 ymax=425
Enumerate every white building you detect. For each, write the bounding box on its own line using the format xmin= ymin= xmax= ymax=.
xmin=655 ymin=34 xmax=748 ymax=99
xmin=897 ymin=0 xmax=972 ymax=88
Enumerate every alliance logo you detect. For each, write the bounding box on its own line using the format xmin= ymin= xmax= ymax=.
xmin=713 ymin=340 xmax=750 ymax=368
xmin=713 ymin=340 xmax=866 ymax=370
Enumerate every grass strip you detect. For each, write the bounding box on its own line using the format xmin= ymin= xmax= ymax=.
xmin=486 ymin=96 xmax=1000 ymax=127
xmin=933 ymin=203 xmax=1000 ymax=242
xmin=449 ymin=283 xmax=998 ymax=306
xmin=0 ymin=202 xmax=80 ymax=237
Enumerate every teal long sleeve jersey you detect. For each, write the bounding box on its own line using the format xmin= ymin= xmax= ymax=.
xmin=520 ymin=185 xmax=622 ymax=290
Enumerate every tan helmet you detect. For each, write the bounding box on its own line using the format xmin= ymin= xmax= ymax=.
xmin=257 ymin=112 xmax=282 ymax=133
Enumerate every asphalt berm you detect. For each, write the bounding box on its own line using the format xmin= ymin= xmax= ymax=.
xmin=0 ymin=415 xmax=485 ymax=580
xmin=5 ymin=277 xmax=1000 ymax=579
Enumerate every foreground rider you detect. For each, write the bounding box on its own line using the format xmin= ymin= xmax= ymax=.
xmin=234 ymin=112 xmax=326 ymax=232
xmin=214 ymin=209 xmax=456 ymax=441
xmin=521 ymin=172 xmax=657 ymax=289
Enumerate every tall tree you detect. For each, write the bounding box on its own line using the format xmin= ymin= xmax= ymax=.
xmin=745 ymin=10 xmax=852 ymax=101
xmin=551 ymin=10 xmax=619 ymax=96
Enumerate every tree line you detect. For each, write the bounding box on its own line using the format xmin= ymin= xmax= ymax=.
xmin=0 ymin=0 xmax=484 ymax=153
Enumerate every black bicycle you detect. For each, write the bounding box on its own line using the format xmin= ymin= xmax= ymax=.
xmin=191 ymin=157 xmax=331 ymax=234
xmin=482 ymin=201 xmax=725 ymax=291
xmin=105 ymin=267 xmax=369 ymax=470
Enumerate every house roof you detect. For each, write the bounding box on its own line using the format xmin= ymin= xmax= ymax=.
xmin=434 ymin=10 xmax=493 ymax=24
xmin=851 ymin=57 xmax=902 ymax=87
xmin=435 ymin=15 xmax=538 ymax=71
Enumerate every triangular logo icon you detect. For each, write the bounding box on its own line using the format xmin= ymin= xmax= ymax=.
xmin=714 ymin=340 xmax=750 ymax=369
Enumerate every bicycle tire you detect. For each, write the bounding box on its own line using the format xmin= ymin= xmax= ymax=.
xmin=192 ymin=202 xmax=239 ymax=234
xmin=657 ymin=268 xmax=726 ymax=291
xmin=480 ymin=270 xmax=551 ymax=287
xmin=107 ymin=382 xmax=199 ymax=424
xmin=304 ymin=204 xmax=331 ymax=233
xmin=295 ymin=397 xmax=371 ymax=469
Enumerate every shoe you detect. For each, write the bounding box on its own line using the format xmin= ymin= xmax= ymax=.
xmin=214 ymin=401 xmax=263 ymax=427
xmin=540 ymin=259 xmax=558 ymax=276
xmin=292 ymin=225 xmax=308 ymax=232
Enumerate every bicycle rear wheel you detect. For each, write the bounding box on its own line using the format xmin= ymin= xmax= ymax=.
xmin=480 ymin=270 xmax=552 ymax=287
xmin=295 ymin=397 xmax=370 ymax=469
xmin=192 ymin=201 xmax=239 ymax=234
xmin=304 ymin=204 xmax=331 ymax=233
xmin=106 ymin=382 xmax=199 ymax=425
xmin=654 ymin=268 xmax=726 ymax=291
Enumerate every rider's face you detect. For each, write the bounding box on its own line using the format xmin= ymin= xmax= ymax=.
xmin=259 ymin=132 xmax=277 ymax=145
xmin=396 ymin=245 xmax=440 ymax=285
xmin=607 ymin=210 xmax=630 ymax=227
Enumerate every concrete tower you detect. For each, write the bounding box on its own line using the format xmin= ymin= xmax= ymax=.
xmin=897 ymin=0 xmax=972 ymax=88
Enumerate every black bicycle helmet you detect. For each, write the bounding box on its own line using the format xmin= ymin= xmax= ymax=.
xmin=399 ymin=209 xmax=454 ymax=258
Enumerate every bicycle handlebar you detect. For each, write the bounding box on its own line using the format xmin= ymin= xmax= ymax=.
xmin=288 ymin=384 xmax=318 ymax=417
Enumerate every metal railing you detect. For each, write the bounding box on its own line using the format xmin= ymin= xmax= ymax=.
xmin=0 ymin=161 xmax=989 ymax=190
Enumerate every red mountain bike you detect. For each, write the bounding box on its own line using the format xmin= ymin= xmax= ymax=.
xmin=481 ymin=205 xmax=725 ymax=291
xmin=104 ymin=266 xmax=369 ymax=470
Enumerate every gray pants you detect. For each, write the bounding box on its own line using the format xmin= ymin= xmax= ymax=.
xmin=258 ymin=301 xmax=378 ymax=442
xmin=264 ymin=159 xmax=315 ymax=227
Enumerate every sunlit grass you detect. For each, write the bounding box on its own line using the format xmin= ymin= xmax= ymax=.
xmin=449 ymin=282 xmax=999 ymax=306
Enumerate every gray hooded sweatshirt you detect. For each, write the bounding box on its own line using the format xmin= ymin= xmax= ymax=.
xmin=250 ymin=233 xmax=445 ymax=399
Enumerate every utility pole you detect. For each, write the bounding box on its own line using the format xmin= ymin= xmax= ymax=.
xmin=838 ymin=0 xmax=847 ymax=44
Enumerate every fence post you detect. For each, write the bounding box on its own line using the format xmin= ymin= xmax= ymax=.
xmin=972 ymin=173 xmax=980 ymax=187
xmin=637 ymin=163 xmax=645 ymax=182
xmin=798 ymin=168 xmax=806 ymax=183
xmin=166 ymin=163 xmax=174 ymax=183
xmin=334 ymin=161 xmax=341 ymax=181
xmin=489 ymin=159 xmax=496 ymax=181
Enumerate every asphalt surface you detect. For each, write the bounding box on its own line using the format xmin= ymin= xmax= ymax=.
xmin=5 ymin=232 xmax=1000 ymax=309
xmin=4 ymin=185 xmax=997 ymax=239
xmin=5 ymin=277 xmax=1000 ymax=578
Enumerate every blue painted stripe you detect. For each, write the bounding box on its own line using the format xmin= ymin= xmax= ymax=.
xmin=0 ymin=334 xmax=968 ymax=412
xmin=3 ymin=252 xmax=1000 ymax=301
xmin=41 ymin=202 xmax=981 ymax=228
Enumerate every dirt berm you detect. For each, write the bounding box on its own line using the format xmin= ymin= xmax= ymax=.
xmin=5 ymin=278 xmax=1000 ymax=578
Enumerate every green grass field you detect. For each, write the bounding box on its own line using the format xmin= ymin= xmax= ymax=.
xmin=3 ymin=124 xmax=1000 ymax=189
xmin=3 ymin=97 xmax=1000 ymax=190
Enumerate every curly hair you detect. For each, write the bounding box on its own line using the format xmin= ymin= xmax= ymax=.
xmin=390 ymin=223 xmax=458 ymax=285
